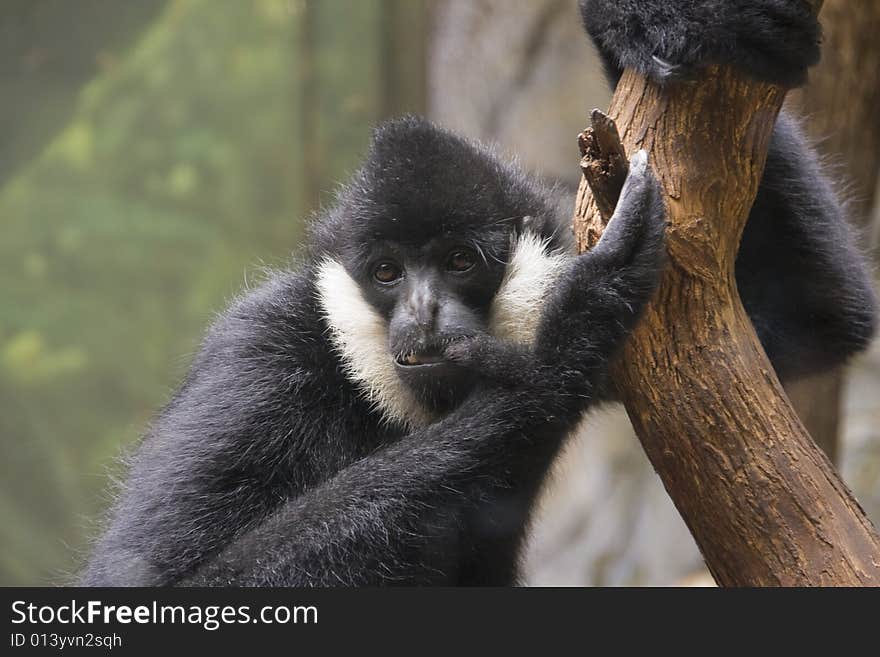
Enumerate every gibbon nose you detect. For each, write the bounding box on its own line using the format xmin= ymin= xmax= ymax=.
xmin=407 ymin=283 xmax=439 ymax=331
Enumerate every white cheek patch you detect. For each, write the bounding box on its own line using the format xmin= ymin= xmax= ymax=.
xmin=315 ymin=259 xmax=436 ymax=429
xmin=315 ymin=232 xmax=570 ymax=429
xmin=489 ymin=231 xmax=572 ymax=344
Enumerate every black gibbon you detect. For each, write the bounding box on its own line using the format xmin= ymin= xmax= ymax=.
xmin=82 ymin=0 xmax=876 ymax=586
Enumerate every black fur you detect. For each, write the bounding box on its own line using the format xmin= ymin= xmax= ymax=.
xmin=82 ymin=1 xmax=877 ymax=587
xmin=579 ymin=0 xmax=820 ymax=87
xmin=738 ymin=113 xmax=877 ymax=378
xmin=81 ymin=121 xmax=666 ymax=586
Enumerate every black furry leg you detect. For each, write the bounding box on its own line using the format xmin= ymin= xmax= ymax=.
xmin=736 ymin=113 xmax=878 ymax=380
xmin=579 ymin=0 xmax=820 ymax=87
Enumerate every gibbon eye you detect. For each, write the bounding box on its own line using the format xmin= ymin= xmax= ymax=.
xmin=374 ymin=261 xmax=403 ymax=284
xmin=446 ymin=249 xmax=475 ymax=272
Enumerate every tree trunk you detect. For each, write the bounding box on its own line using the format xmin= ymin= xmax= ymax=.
xmin=782 ymin=0 xmax=880 ymax=463
xmin=783 ymin=371 xmax=842 ymax=462
xmin=794 ymin=0 xmax=880 ymax=231
xmin=574 ymin=56 xmax=880 ymax=584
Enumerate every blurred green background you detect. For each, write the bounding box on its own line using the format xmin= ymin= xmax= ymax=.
xmin=0 ymin=0 xmax=427 ymax=585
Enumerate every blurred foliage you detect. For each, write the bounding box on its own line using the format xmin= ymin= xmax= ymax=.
xmin=0 ymin=0 xmax=168 ymax=185
xmin=0 ymin=0 xmax=424 ymax=585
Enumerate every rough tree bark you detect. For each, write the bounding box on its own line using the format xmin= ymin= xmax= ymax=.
xmin=782 ymin=0 xmax=880 ymax=463
xmin=573 ymin=13 xmax=880 ymax=582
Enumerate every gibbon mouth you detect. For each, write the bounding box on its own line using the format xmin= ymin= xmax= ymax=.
xmin=395 ymin=338 xmax=467 ymax=368
xmin=395 ymin=350 xmax=448 ymax=367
